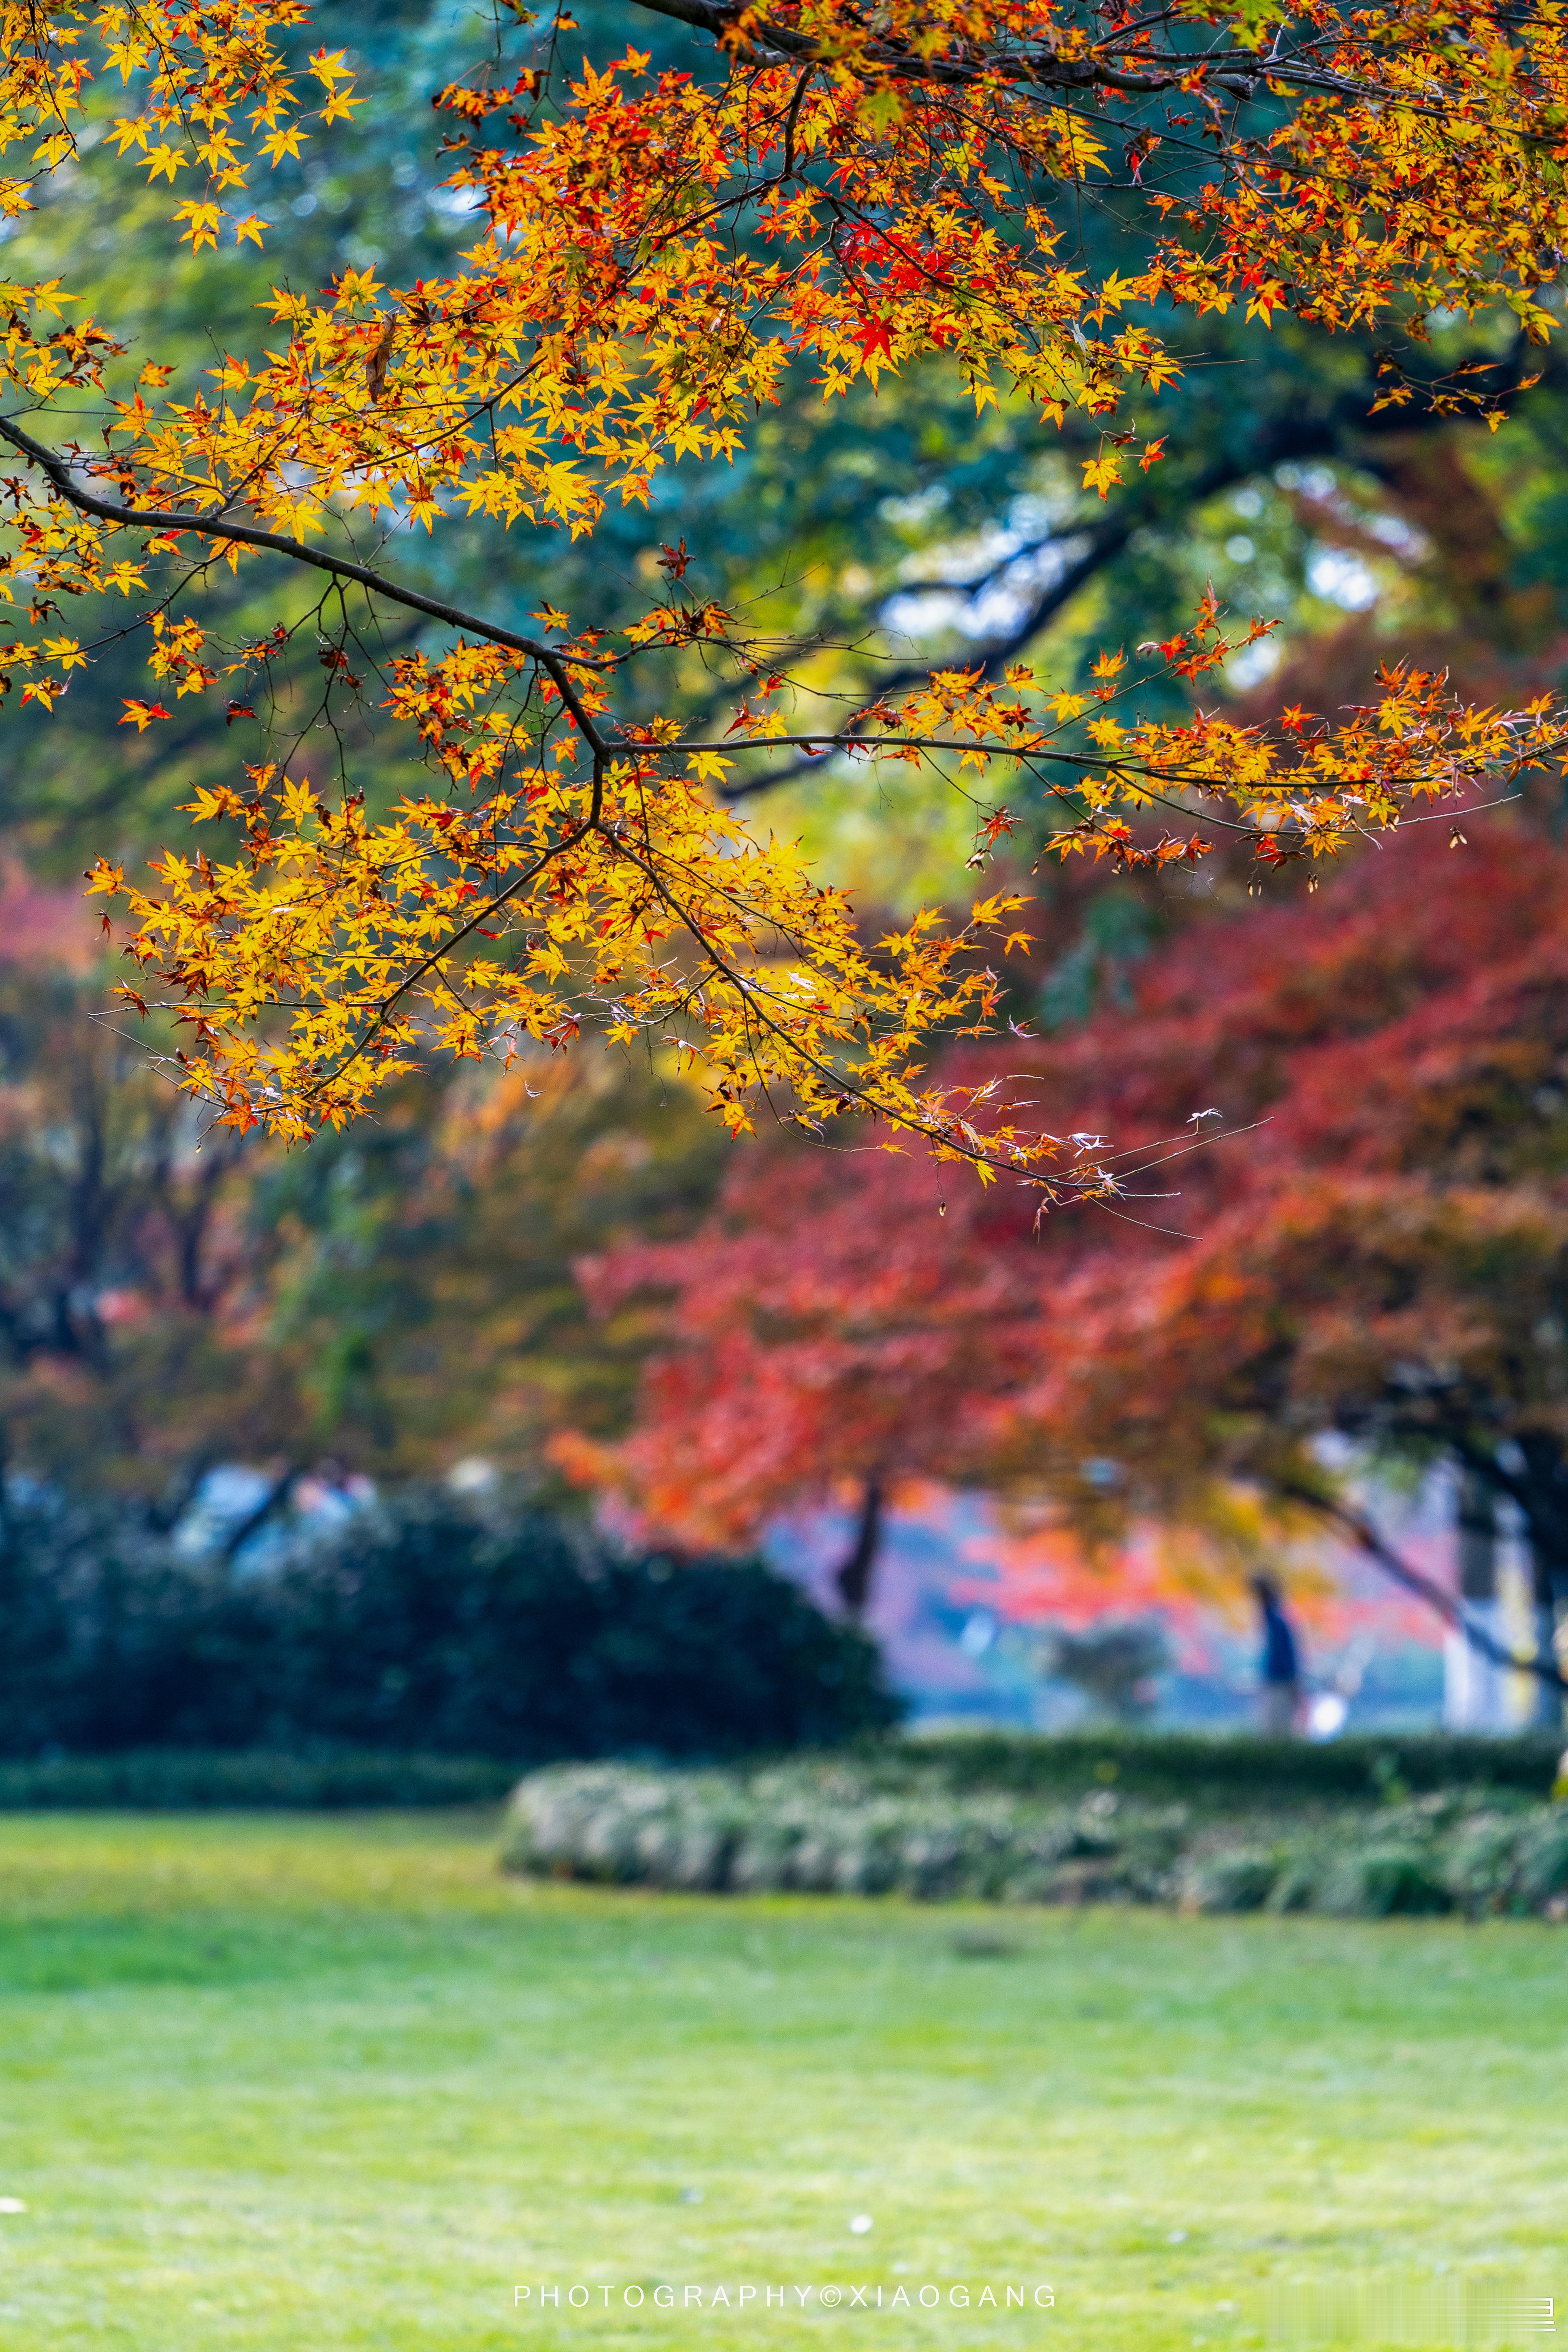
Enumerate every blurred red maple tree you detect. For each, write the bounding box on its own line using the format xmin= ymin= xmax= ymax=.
xmin=560 ymin=821 xmax=1568 ymax=1638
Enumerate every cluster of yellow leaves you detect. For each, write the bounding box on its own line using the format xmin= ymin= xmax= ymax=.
xmin=99 ymin=670 xmax=1074 ymax=1195
xmin=0 ymin=0 xmax=355 ymax=239
xmin=1193 ymin=2 xmax=1568 ymax=352
xmin=97 ymin=609 xmax=1568 ymax=1187
xmin=0 ymin=0 xmax=1566 ymax=1174
xmin=0 ymin=0 xmax=358 ymax=697
xmin=723 ymin=598 xmax=1568 ymax=875
xmin=1054 ymin=666 xmax=1568 ymax=873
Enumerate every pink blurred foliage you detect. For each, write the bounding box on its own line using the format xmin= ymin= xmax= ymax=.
xmin=0 ymin=856 xmax=98 ymax=972
xmin=951 ymin=1508 xmax=1433 ymax=1664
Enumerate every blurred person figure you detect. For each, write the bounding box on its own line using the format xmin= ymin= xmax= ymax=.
xmin=1252 ymin=1575 xmax=1301 ymax=1737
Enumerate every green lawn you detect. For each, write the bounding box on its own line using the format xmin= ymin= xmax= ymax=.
xmin=0 ymin=1811 xmax=1561 ymax=2352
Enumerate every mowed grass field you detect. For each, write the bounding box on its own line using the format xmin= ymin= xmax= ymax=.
xmin=0 ymin=1811 xmax=1562 ymax=2352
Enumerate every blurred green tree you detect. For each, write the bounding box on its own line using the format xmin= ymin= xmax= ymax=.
xmin=0 ymin=929 xmax=722 ymax=1503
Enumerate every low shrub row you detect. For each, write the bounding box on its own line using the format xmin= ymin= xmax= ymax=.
xmin=503 ymin=1760 xmax=1182 ymax=1902
xmin=885 ymin=1728 xmax=1565 ymax=1803
xmin=0 ymin=1483 xmax=898 ymax=1760
xmin=6 ymin=1739 xmax=1564 ymax=1826
xmin=0 ymin=1749 xmax=520 ymax=1810
xmin=1185 ymin=1796 xmax=1568 ymax=1918
xmin=501 ymin=1760 xmax=1568 ymax=1919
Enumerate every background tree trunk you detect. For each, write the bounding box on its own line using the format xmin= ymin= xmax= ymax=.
xmin=835 ymin=1478 xmax=884 ymax=1619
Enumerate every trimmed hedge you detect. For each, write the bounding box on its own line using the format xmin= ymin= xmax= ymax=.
xmin=0 ymin=1749 xmax=520 ymax=1810
xmin=502 ymin=1760 xmax=1187 ymax=1901
xmin=885 ymin=1729 xmax=1564 ymax=1802
xmin=502 ymin=1758 xmax=1568 ymax=1919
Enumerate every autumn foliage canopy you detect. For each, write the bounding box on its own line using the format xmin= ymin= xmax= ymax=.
xmin=2 ymin=0 xmax=1568 ymax=1185
xmin=565 ymin=825 xmax=1568 ymax=1583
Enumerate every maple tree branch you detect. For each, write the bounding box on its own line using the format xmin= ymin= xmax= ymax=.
xmin=585 ymin=826 xmax=1242 ymax=1199
xmin=308 ymin=825 xmax=594 ymax=1096
xmin=893 ymin=528 xmax=1098 ymax=600
xmin=625 ymin=0 xmax=1202 ymax=89
xmin=0 ymin=415 xmax=614 ymax=754
xmin=684 ymin=730 xmax=1100 ymax=760
xmin=719 ymin=334 xmax=1559 ymax=805
xmin=620 ymin=0 xmax=1449 ymax=113
xmin=1280 ymin=1481 xmax=1568 ymax=1696
xmin=592 ymin=828 xmax=1065 ymax=1189
xmin=721 ymin=532 xmax=1123 ymax=800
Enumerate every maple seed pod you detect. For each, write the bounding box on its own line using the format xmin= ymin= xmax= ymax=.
xmin=1450 ymin=831 xmax=1468 ymax=849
